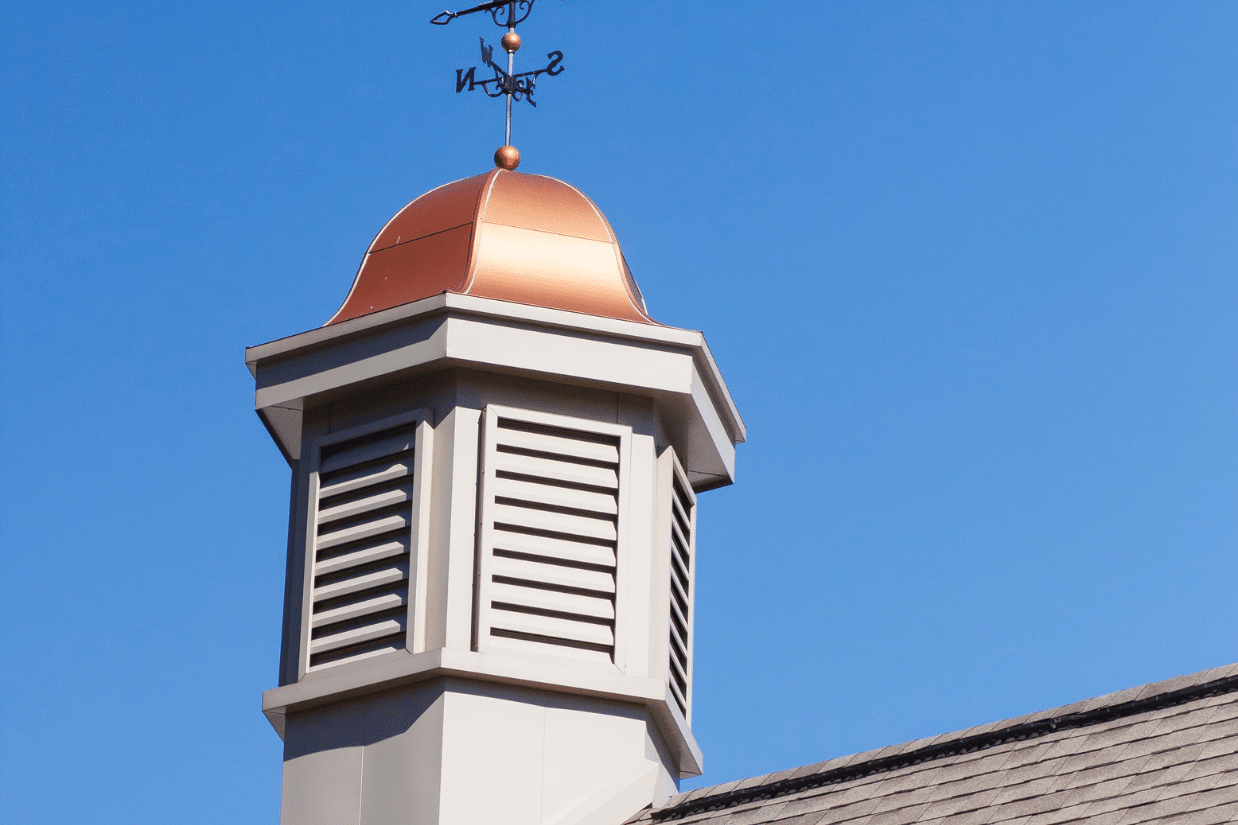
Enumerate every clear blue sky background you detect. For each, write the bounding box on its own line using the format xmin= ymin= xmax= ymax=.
xmin=3 ymin=2 xmax=1236 ymax=822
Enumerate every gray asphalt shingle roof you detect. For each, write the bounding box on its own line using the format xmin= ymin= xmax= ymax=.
xmin=631 ymin=663 xmax=1238 ymax=825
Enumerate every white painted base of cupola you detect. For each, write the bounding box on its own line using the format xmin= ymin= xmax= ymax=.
xmin=279 ymin=677 xmax=678 ymax=825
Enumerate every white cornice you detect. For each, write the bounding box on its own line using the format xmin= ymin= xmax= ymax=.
xmin=246 ymin=293 xmax=744 ymax=488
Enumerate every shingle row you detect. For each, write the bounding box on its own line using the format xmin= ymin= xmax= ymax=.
xmin=633 ymin=663 xmax=1238 ymax=825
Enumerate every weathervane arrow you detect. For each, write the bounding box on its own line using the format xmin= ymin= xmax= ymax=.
xmin=431 ymin=0 xmax=566 ymax=170
xmin=431 ymin=0 xmax=538 ymax=27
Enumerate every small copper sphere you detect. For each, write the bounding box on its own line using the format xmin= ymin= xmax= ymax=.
xmin=501 ymin=31 xmax=521 ymax=52
xmin=494 ymin=144 xmax=521 ymax=170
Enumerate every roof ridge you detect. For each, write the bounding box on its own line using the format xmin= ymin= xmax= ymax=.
xmin=651 ymin=666 xmax=1238 ymax=822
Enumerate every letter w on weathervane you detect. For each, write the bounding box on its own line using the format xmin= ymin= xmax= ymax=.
xmin=455 ymin=36 xmax=563 ymax=107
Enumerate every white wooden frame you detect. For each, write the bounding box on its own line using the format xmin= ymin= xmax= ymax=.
xmin=474 ymin=404 xmax=633 ymax=673
xmin=298 ymin=408 xmax=434 ymax=679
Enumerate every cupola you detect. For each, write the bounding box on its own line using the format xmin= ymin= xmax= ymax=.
xmin=328 ymin=169 xmax=653 ymax=326
xmin=247 ymin=168 xmax=744 ymax=825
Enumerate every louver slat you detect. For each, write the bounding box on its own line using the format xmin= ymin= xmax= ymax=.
xmin=493 ymin=477 xmax=618 ymax=516
xmin=313 ymin=560 xmax=409 ymax=603
xmin=495 ymin=427 xmax=619 ymax=464
xmin=491 ymin=554 xmax=616 ymax=594
xmin=317 ymin=487 xmax=412 ymax=525
xmin=310 ymin=615 xmax=407 ymax=655
xmin=670 ymin=493 xmax=691 ymax=531
xmin=311 ymin=591 xmax=407 ymax=629
xmin=667 ymin=463 xmax=695 ymax=719
xmin=314 ymin=536 xmax=409 ymax=577
xmin=669 ymin=519 xmax=691 ymax=561
xmin=316 ymin=513 xmax=410 ymax=552
xmin=491 ymin=503 xmax=618 ymax=542
xmin=483 ymin=413 xmax=623 ymax=664
xmin=490 ymin=582 xmax=616 ymax=621
xmin=491 ymin=528 xmax=616 ymax=569
xmin=668 ymin=591 xmax=689 ymax=634
xmin=668 ymin=640 xmax=688 ymax=681
xmin=493 ymin=451 xmax=619 ymax=489
xmin=668 ymin=670 xmax=688 ymax=715
xmin=308 ymin=423 xmax=416 ymax=669
xmin=317 ymin=460 xmax=412 ymax=499
xmin=668 ymin=563 xmax=690 ymax=608
xmin=319 ymin=431 xmax=415 ymax=475
xmin=489 ymin=609 xmax=615 ymax=647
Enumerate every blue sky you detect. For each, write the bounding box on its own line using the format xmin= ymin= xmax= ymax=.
xmin=3 ymin=2 xmax=1236 ymax=822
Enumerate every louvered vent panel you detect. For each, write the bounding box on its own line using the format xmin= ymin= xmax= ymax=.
xmin=668 ymin=466 xmax=695 ymax=718
xmin=484 ymin=416 xmax=620 ymax=664
xmin=309 ymin=425 xmax=415 ymax=669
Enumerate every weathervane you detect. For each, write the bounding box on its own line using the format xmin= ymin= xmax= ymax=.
xmin=432 ymin=0 xmax=565 ymax=170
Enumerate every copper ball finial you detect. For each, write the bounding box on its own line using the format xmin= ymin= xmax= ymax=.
xmin=494 ymin=145 xmax=520 ymax=170
xmin=501 ymin=31 xmax=521 ymax=52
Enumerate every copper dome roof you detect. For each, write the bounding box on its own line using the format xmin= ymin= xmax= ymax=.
xmin=326 ymin=169 xmax=654 ymax=326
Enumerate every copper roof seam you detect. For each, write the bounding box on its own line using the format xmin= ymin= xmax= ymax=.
xmin=617 ymin=262 xmax=654 ymax=323
xmin=367 ymin=221 xmax=477 ymax=254
xmin=650 ymin=672 xmax=1238 ymax=822
xmin=324 ymin=175 xmax=479 ymax=326
xmin=465 ymin=225 xmax=652 ymax=324
xmin=555 ymin=175 xmax=654 ymax=324
xmin=462 ymin=168 xmax=502 ymax=296
xmin=475 ymin=220 xmax=620 ymax=242
xmin=472 ymin=223 xmax=625 ymax=252
xmin=555 ymin=176 xmax=620 ymax=246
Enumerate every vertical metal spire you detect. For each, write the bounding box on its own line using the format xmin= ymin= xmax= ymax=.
xmin=434 ymin=0 xmax=565 ymax=169
xmin=505 ymin=8 xmax=514 ymax=146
